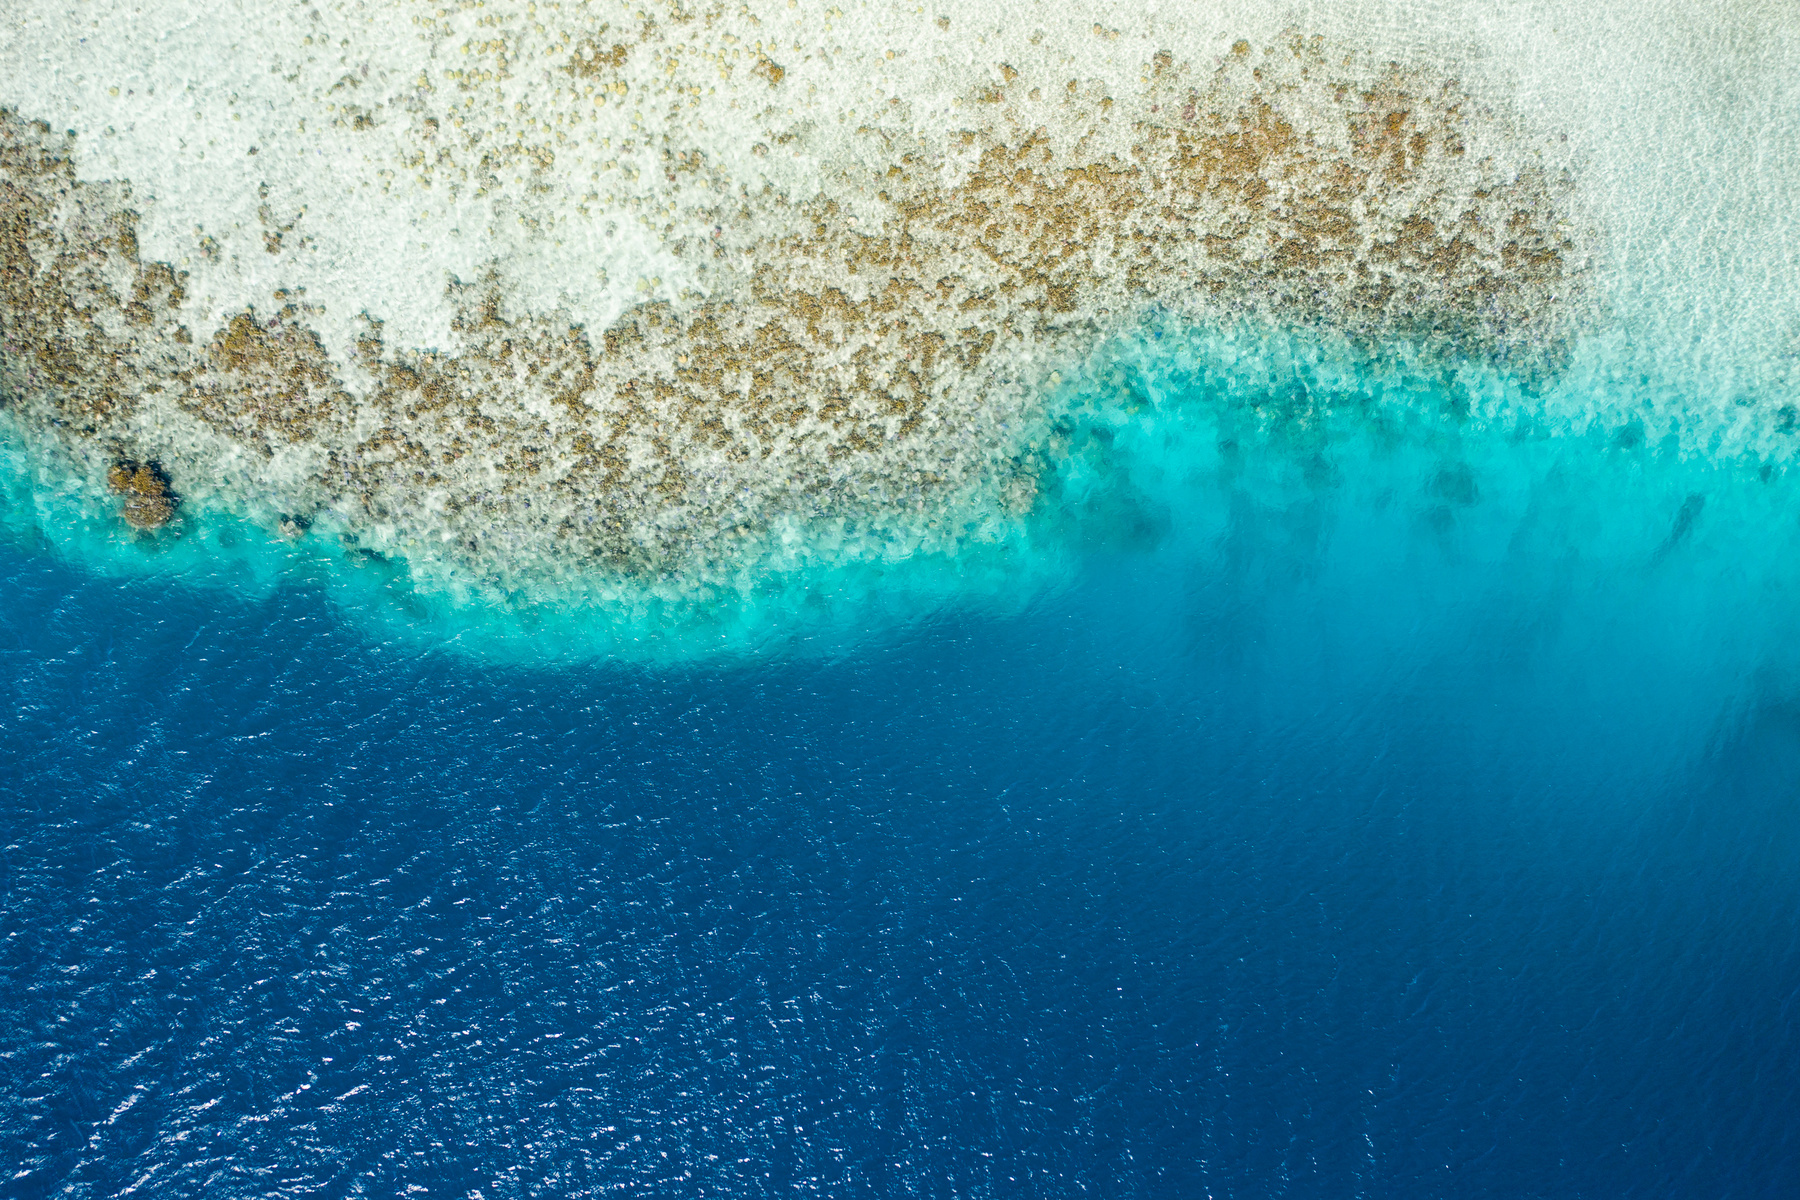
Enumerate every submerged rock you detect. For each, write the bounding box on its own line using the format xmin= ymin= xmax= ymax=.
xmin=105 ymin=460 xmax=177 ymax=531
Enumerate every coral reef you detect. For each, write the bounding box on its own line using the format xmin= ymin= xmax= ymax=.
xmin=0 ymin=32 xmax=1589 ymax=574
xmin=105 ymin=459 xmax=178 ymax=530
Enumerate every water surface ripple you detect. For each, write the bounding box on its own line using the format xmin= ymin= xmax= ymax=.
xmin=5 ymin=350 xmax=1800 ymax=1197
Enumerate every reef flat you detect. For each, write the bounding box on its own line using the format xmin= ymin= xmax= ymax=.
xmin=0 ymin=1 xmax=1599 ymax=607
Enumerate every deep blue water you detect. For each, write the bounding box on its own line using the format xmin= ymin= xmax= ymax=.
xmin=5 ymin=339 xmax=1800 ymax=1197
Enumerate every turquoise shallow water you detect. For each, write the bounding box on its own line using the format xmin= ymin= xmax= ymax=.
xmin=4 ymin=323 xmax=1800 ymax=1195
xmin=11 ymin=319 xmax=1800 ymax=669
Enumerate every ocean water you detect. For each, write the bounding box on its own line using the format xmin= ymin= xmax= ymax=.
xmin=5 ymin=322 xmax=1800 ymax=1196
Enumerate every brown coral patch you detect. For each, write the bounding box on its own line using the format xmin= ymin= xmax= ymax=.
xmin=178 ymin=309 xmax=343 ymax=450
xmin=1 ymin=111 xmax=199 ymax=438
xmin=106 ymin=458 xmax=178 ymax=529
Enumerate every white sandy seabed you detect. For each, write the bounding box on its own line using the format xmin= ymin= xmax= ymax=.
xmin=0 ymin=0 xmax=1798 ymax=658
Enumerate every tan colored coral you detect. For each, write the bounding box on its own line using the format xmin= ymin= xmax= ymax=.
xmin=106 ymin=460 xmax=178 ymax=529
xmin=0 ymin=37 xmax=1591 ymax=587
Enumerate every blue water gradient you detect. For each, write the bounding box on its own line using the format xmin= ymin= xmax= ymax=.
xmin=4 ymin=327 xmax=1800 ymax=1196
